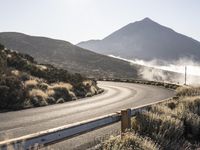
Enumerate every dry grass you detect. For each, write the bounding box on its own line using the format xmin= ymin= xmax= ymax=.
xmin=133 ymin=112 xmax=184 ymax=144
xmin=24 ymin=80 xmax=38 ymax=89
xmin=47 ymin=89 xmax=55 ymax=97
xmin=49 ymin=82 xmax=73 ymax=91
xmin=101 ymin=132 xmax=159 ymax=150
xmin=180 ymin=96 xmax=200 ymax=115
xmin=176 ymin=86 xmax=200 ymax=97
xmin=29 ymin=89 xmax=48 ymax=99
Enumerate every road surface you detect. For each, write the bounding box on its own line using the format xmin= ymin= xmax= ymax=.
xmin=0 ymin=81 xmax=174 ymax=148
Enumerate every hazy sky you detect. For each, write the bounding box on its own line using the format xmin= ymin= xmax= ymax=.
xmin=0 ymin=0 xmax=200 ymax=44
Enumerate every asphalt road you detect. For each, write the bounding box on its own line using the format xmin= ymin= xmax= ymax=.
xmin=0 ymin=81 xmax=174 ymax=148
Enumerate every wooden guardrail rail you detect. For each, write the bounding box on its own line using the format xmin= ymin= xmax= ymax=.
xmin=0 ymin=98 xmax=170 ymax=150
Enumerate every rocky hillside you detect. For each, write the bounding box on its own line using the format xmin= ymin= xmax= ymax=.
xmin=0 ymin=43 xmax=102 ymax=110
xmin=78 ymin=18 xmax=200 ymax=62
xmin=0 ymin=32 xmax=139 ymax=79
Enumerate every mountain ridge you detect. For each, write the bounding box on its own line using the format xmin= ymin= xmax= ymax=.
xmin=77 ymin=18 xmax=200 ymax=61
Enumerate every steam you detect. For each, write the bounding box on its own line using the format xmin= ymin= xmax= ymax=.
xmin=109 ymin=55 xmax=200 ymax=85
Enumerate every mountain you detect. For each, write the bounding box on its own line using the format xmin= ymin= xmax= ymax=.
xmin=77 ymin=18 xmax=200 ymax=61
xmin=0 ymin=32 xmax=139 ymax=79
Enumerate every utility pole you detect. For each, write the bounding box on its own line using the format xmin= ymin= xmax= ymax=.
xmin=184 ymin=66 xmax=187 ymax=85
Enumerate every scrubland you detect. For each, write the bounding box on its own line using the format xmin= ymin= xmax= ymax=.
xmin=99 ymin=86 xmax=200 ymax=150
xmin=0 ymin=44 xmax=103 ymax=110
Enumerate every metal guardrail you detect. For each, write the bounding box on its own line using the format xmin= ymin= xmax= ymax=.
xmin=0 ymin=98 xmax=170 ymax=150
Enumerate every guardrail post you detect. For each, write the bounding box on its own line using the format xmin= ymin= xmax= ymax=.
xmin=121 ymin=109 xmax=131 ymax=136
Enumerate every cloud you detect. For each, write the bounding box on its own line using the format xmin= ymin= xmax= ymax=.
xmin=109 ymin=55 xmax=200 ymax=85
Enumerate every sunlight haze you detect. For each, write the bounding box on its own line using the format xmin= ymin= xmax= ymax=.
xmin=0 ymin=0 xmax=200 ymax=44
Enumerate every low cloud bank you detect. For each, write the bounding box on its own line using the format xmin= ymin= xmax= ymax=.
xmin=109 ymin=55 xmax=200 ymax=85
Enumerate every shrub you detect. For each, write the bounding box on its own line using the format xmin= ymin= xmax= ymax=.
xmin=0 ymin=76 xmax=26 ymax=109
xmin=0 ymin=50 xmax=6 ymax=75
xmin=38 ymin=82 xmax=49 ymax=90
xmin=180 ymin=96 xmax=200 ymax=115
xmin=20 ymin=72 xmax=30 ymax=81
xmin=184 ymin=112 xmax=200 ymax=140
xmin=46 ymin=97 xmax=56 ymax=104
xmin=29 ymin=89 xmax=48 ymax=99
xmin=73 ymin=83 xmax=87 ymax=98
xmin=133 ymin=112 xmax=184 ymax=149
xmin=25 ymin=80 xmax=38 ymax=89
xmin=101 ymin=133 xmax=159 ymax=150
xmin=30 ymin=97 xmax=47 ymax=107
xmin=47 ymin=89 xmax=55 ymax=97
xmin=176 ymin=87 xmax=200 ymax=97
xmin=50 ymin=82 xmax=73 ymax=91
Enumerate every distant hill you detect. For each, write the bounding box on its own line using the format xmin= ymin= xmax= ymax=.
xmin=0 ymin=32 xmax=139 ymax=79
xmin=77 ymin=18 xmax=200 ymax=61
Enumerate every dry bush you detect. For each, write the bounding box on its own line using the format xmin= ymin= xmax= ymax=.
xmin=180 ymin=96 xmax=200 ymax=115
xmin=29 ymin=89 xmax=48 ymax=106
xmin=48 ymin=83 xmax=73 ymax=101
xmin=29 ymin=89 xmax=48 ymax=99
xmin=25 ymin=80 xmax=38 ymax=89
xmin=184 ymin=112 xmax=200 ymax=140
xmin=150 ymin=104 xmax=173 ymax=115
xmin=47 ymin=89 xmax=55 ymax=97
xmin=176 ymin=86 xmax=200 ymax=97
xmin=133 ymin=112 xmax=184 ymax=149
xmin=38 ymin=82 xmax=49 ymax=90
xmin=49 ymin=82 xmax=73 ymax=91
xmin=101 ymin=133 xmax=159 ymax=150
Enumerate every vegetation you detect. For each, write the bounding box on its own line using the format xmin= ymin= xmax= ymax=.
xmin=99 ymin=86 xmax=200 ymax=150
xmin=0 ymin=43 xmax=102 ymax=110
xmin=99 ymin=78 xmax=180 ymax=90
xmin=0 ymin=43 xmax=4 ymax=50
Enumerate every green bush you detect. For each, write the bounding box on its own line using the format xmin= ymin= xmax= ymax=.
xmin=0 ymin=76 xmax=26 ymax=109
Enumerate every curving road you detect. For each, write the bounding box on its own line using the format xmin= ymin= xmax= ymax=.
xmin=0 ymin=81 xmax=174 ymax=143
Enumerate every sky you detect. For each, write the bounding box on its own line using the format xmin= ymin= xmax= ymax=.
xmin=0 ymin=0 xmax=200 ymax=44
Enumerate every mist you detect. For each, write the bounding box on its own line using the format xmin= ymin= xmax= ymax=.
xmin=109 ymin=55 xmax=200 ymax=85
